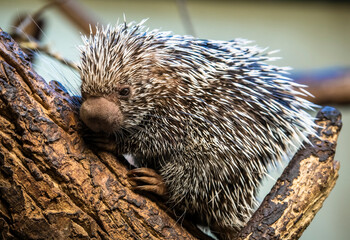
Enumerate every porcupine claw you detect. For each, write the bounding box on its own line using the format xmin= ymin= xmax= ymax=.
xmin=127 ymin=168 xmax=167 ymax=197
xmin=82 ymin=131 xmax=117 ymax=153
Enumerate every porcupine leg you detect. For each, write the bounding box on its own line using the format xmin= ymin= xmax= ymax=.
xmin=127 ymin=168 xmax=167 ymax=197
xmin=82 ymin=130 xmax=167 ymax=196
xmin=128 ymin=168 xmax=236 ymax=239
xmin=83 ymin=131 xmax=117 ymax=152
xmin=157 ymin=158 xmax=246 ymax=240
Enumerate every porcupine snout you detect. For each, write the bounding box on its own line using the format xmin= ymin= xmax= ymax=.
xmin=80 ymin=97 xmax=123 ymax=133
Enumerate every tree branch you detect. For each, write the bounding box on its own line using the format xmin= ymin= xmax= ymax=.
xmin=238 ymin=106 xmax=341 ymax=239
xmin=295 ymin=68 xmax=350 ymax=105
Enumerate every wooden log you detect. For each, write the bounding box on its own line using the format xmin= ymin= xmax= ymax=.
xmin=238 ymin=106 xmax=342 ymax=239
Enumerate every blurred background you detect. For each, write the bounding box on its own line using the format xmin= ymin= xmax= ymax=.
xmin=0 ymin=0 xmax=349 ymax=239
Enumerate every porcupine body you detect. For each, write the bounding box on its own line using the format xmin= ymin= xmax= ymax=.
xmin=79 ymin=21 xmax=316 ymax=239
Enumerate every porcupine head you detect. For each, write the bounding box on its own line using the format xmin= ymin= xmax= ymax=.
xmin=78 ymin=20 xmax=316 ymax=239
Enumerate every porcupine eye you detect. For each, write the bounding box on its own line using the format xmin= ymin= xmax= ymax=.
xmin=119 ymin=87 xmax=131 ymax=99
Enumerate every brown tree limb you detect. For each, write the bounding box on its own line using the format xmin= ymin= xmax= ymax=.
xmin=238 ymin=107 xmax=342 ymax=239
xmin=296 ymin=69 xmax=350 ymax=105
xmin=48 ymin=0 xmax=99 ymax=35
xmin=0 ymin=28 xmax=342 ymax=239
xmin=9 ymin=5 xmax=79 ymax=71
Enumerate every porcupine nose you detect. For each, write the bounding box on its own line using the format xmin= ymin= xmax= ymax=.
xmin=80 ymin=97 xmax=123 ymax=133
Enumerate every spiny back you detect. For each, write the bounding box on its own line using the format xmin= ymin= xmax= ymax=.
xmin=79 ymin=20 xmax=316 ymax=167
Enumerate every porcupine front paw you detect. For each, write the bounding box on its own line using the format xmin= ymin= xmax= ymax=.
xmin=82 ymin=131 xmax=117 ymax=153
xmin=127 ymin=168 xmax=167 ymax=197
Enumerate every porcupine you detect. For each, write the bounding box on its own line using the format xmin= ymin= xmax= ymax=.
xmin=78 ymin=20 xmax=316 ymax=239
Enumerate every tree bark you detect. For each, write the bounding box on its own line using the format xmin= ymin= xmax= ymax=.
xmin=0 ymin=29 xmax=342 ymax=240
xmin=238 ymin=108 xmax=342 ymax=239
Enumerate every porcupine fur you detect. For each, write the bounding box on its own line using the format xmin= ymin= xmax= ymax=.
xmin=79 ymin=20 xmax=316 ymax=238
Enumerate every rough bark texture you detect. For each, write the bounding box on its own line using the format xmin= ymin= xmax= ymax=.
xmin=238 ymin=106 xmax=342 ymax=240
xmin=0 ymin=28 xmax=342 ymax=240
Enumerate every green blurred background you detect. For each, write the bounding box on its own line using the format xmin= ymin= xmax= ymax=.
xmin=0 ymin=0 xmax=349 ymax=239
